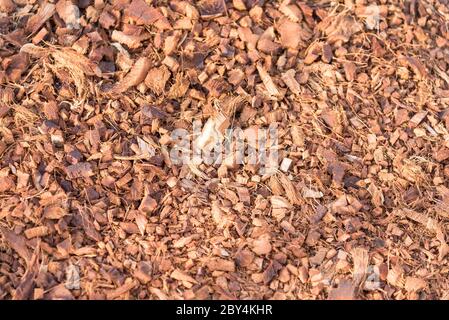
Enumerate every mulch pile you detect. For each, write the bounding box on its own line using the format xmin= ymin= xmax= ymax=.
xmin=1 ymin=0 xmax=449 ymax=300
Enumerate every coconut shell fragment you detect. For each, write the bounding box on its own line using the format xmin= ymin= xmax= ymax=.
xmin=111 ymin=57 xmax=151 ymax=93
xmin=25 ymin=2 xmax=55 ymax=34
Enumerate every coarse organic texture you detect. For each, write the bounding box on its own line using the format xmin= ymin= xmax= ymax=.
xmin=1 ymin=0 xmax=449 ymax=300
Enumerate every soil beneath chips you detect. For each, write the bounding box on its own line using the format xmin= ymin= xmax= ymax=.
xmin=1 ymin=0 xmax=449 ymax=300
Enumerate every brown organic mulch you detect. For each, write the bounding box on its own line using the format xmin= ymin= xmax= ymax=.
xmin=1 ymin=0 xmax=449 ymax=300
